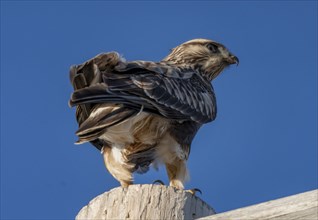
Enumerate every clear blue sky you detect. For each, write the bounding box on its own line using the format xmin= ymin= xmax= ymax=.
xmin=1 ymin=1 xmax=317 ymax=219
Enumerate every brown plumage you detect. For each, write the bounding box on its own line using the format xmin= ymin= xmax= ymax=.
xmin=69 ymin=38 xmax=238 ymax=189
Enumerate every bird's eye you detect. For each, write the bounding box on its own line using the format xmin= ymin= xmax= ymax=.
xmin=207 ymin=44 xmax=218 ymax=53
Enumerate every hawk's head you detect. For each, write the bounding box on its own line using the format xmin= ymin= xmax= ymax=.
xmin=163 ymin=38 xmax=239 ymax=81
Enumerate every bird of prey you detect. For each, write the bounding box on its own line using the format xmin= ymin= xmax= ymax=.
xmin=69 ymin=38 xmax=238 ymax=189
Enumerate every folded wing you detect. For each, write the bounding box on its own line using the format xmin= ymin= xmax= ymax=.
xmin=69 ymin=54 xmax=217 ymax=143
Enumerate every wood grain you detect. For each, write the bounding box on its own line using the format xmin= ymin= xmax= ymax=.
xmin=199 ymin=189 xmax=318 ymax=220
xmin=76 ymin=184 xmax=215 ymax=220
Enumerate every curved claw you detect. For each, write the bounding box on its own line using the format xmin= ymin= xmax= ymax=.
xmin=186 ymin=188 xmax=202 ymax=195
xmin=153 ymin=180 xmax=165 ymax=185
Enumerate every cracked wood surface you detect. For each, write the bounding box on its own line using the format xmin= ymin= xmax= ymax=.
xmin=76 ymin=185 xmax=317 ymax=220
xmin=76 ymin=184 xmax=215 ymax=220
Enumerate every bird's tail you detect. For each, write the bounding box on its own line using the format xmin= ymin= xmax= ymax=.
xmin=69 ymin=62 xmax=106 ymax=150
xmin=69 ymin=62 xmax=141 ymax=145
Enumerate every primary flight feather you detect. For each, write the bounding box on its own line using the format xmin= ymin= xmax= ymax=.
xmin=69 ymin=38 xmax=238 ymax=189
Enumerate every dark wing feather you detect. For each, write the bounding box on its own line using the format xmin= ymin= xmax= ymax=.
xmin=70 ymin=60 xmax=217 ymax=124
xmin=126 ymin=63 xmax=217 ymax=123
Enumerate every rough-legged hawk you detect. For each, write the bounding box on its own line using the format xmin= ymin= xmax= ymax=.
xmin=69 ymin=39 xmax=238 ymax=189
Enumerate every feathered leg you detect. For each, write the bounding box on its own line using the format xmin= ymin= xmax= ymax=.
xmin=165 ymin=159 xmax=188 ymax=190
xmin=101 ymin=146 xmax=133 ymax=187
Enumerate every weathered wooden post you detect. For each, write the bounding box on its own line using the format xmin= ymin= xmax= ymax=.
xmin=199 ymin=189 xmax=318 ymax=220
xmin=76 ymin=186 xmax=318 ymax=220
xmin=76 ymin=184 xmax=215 ymax=220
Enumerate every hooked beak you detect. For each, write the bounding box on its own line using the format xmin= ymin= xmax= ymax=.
xmin=226 ymin=55 xmax=239 ymax=66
